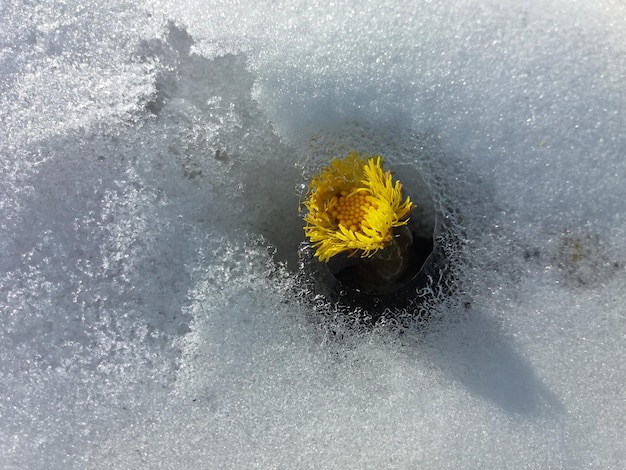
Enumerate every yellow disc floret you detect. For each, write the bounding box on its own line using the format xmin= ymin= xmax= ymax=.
xmin=302 ymin=152 xmax=414 ymax=262
xmin=332 ymin=191 xmax=371 ymax=232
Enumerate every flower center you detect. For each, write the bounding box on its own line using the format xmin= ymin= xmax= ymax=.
xmin=330 ymin=191 xmax=373 ymax=232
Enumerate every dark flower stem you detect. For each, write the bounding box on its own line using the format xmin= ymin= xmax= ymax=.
xmin=356 ymin=225 xmax=413 ymax=294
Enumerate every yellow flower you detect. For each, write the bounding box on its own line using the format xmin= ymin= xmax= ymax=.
xmin=303 ymin=152 xmax=414 ymax=262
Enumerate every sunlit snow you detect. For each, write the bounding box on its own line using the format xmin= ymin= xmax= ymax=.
xmin=1 ymin=1 xmax=625 ymax=468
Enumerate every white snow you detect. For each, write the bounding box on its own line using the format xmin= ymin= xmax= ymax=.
xmin=1 ymin=0 xmax=625 ymax=468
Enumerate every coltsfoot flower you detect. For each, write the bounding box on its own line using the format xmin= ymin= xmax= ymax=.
xmin=303 ymin=152 xmax=414 ymax=262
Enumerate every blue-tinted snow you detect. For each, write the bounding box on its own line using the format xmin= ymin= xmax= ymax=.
xmin=1 ymin=1 xmax=625 ymax=468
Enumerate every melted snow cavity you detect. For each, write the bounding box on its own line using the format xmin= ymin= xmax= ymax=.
xmin=1 ymin=0 xmax=625 ymax=469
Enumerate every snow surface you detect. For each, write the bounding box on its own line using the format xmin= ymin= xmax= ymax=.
xmin=1 ymin=0 xmax=625 ymax=468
